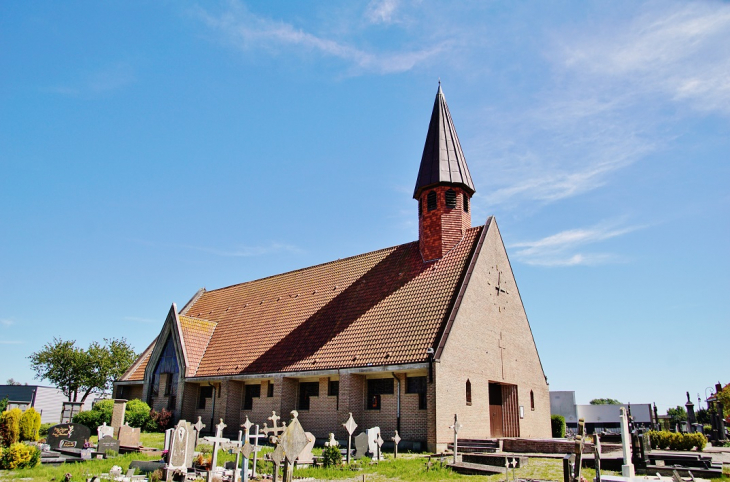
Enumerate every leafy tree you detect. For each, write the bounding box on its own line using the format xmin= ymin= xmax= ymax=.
xmin=716 ymin=383 xmax=730 ymax=419
xmin=696 ymin=408 xmax=710 ymax=425
xmin=0 ymin=396 xmax=7 ymax=413
xmin=667 ymin=406 xmax=688 ymax=423
xmin=28 ymin=337 xmax=137 ymax=403
xmin=590 ymin=398 xmax=621 ymax=405
xmin=5 ymin=379 xmax=21 ymax=386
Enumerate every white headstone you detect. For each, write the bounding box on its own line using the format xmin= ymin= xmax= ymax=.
xmin=97 ymin=422 xmax=114 ymax=440
xmin=366 ymin=427 xmax=381 ymax=458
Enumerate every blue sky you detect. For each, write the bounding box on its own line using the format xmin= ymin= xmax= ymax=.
xmin=1 ymin=1 xmax=728 ymax=413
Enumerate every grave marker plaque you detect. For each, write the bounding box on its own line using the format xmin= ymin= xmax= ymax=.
xmin=111 ymin=399 xmax=127 ymax=437
xmin=118 ymin=424 xmax=141 ymax=448
xmin=97 ymin=436 xmax=121 ymax=455
xmin=353 ymin=432 xmax=368 ymax=459
xmin=47 ymin=423 xmax=91 ymax=450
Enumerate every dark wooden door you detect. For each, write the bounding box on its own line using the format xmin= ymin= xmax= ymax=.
xmin=489 ymin=383 xmax=504 ymax=438
xmin=490 ymin=404 xmax=503 ymax=438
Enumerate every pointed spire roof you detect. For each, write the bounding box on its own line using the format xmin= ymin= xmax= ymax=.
xmin=413 ymin=85 xmax=475 ymax=199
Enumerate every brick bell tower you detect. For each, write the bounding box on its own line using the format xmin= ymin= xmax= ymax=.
xmin=414 ymin=84 xmax=476 ymax=262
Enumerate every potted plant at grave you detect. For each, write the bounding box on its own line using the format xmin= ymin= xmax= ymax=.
xmin=194 ymin=452 xmax=212 ymax=469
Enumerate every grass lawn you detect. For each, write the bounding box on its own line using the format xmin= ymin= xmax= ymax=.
xmin=1 ymin=432 xmax=727 ymax=482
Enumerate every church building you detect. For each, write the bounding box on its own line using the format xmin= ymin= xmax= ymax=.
xmin=114 ymin=86 xmax=551 ymax=450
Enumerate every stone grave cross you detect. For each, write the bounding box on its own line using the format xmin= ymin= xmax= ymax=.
xmin=449 ymin=414 xmax=463 ymax=465
xmin=203 ymin=419 xmax=229 ymax=482
xmin=192 ymin=417 xmax=206 ymax=446
xmin=392 ymin=431 xmax=401 ymax=459
xmin=263 ymin=411 xmax=286 ymax=444
xmin=226 ymin=430 xmax=245 ymax=482
xmin=594 ymin=433 xmax=602 ymax=482
xmin=342 ymin=412 xmax=357 ymax=464
xmin=619 ymin=407 xmax=635 ymax=477
xmin=570 ymin=418 xmax=586 ymax=482
xmin=375 ymin=431 xmax=384 ymax=462
xmin=279 ymin=411 xmax=309 ymax=482
xmin=251 ymin=424 xmax=262 ymax=478
xmin=238 ymin=416 xmax=255 ymax=482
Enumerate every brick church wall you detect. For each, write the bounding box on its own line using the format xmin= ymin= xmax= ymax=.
xmin=434 ymin=220 xmax=551 ymax=450
xmin=418 ymin=186 xmax=471 ymax=261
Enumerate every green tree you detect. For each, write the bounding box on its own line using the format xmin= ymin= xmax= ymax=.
xmin=716 ymin=383 xmax=730 ymax=419
xmin=0 ymin=396 xmax=8 ymax=413
xmin=28 ymin=337 xmax=137 ymax=403
xmin=590 ymin=398 xmax=621 ymax=405
xmin=667 ymin=405 xmax=688 ymax=423
xmin=5 ymin=379 xmax=21 ymax=386
xmin=19 ymin=407 xmax=41 ymax=441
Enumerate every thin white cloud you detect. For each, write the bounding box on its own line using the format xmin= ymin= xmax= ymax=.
xmin=124 ymin=316 xmax=159 ymax=324
xmin=183 ymin=242 xmax=303 ymax=257
xmin=510 ymin=221 xmax=644 ymax=267
xmin=366 ymin=0 xmax=400 ymax=24
xmin=45 ymin=62 xmax=136 ymax=97
xmin=195 ymin=1 xmax=447 ymax=75
xmin=471 ymin=1 xmax=730 ymax=209
xmin=0 ymin=319 xmax=13 ymax=327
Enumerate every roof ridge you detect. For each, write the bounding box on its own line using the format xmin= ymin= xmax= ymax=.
xmin=204 ymin=239 xmax=420 ymax=294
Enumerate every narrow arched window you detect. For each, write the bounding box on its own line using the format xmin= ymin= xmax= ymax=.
xmin=466 ymin=379 xmax=472 ymax=406
xmin=427 ymin=191 xmax=437 ymax=211
xmin=445 ymin=189 xmax=457 ymax=208
xmin=530 ymin=390 xmax=535 ymax=411
xmin=463 ymin=195 xmax=469 ymax=212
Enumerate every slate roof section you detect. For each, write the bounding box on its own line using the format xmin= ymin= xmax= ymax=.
xmin=178 ymin=316 xmax=218 ymax=377
xmin=414 ymin=85 xmax=475 ymax=199
xmin=175 ymin=226 xmax=484 ymax=378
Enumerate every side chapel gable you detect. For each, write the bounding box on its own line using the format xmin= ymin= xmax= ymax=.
xmin=141 ymin=303 xmax=188 ymax=400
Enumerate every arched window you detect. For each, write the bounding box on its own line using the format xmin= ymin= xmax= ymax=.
xmin=466 ymin=379 xmax=472 ymax=406
xmin=530 ymin=390 xmax=535 ymax=411
xmin=463 ymin=195 xmax=469 ymax=212
xmin=445 ymin=189 xmax=457 ymax=208
xmin=149 ymin=335 xmax=180 ymax=410
xmin=427 ymin=191 xmax=437 ymax=211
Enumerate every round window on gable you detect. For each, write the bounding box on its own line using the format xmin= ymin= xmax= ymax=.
xmin=445 ymin=189 xmax=457 ymax=208
xmin=427 ymin=191 xmax=437 ymax=211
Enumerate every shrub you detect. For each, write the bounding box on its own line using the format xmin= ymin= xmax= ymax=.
xmin=149 ymin=408 xmax=173 ymax=432
xmin=551 ymin=414 xmax=566 ymax=438
xmin=0 ymin=442 xmax=40 ymax=469
xmin=0 ymin=397 xmax=8 ymax=413
xmin=322 ymin=440 xmax=342 ymax=467
xmin=19 ymin=407 xmax=41 ymax=441
xmin=648 ymin=431 xmax=706 ymax=451
xmin=0 ymin=409 xmax=22 ymax=447
xmin=39 ymin=423 xmax=53 ymax=437
xmin=125 ymin=399 xmax=154 ymax=431
xmin=72 ymin=410 xmax=103 ymax=429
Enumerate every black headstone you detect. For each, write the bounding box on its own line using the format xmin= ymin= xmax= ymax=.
xmin=46 ymin=423 xmax=91 ymax=450
xmin=97 ymin=435 xmax=121 ymax=454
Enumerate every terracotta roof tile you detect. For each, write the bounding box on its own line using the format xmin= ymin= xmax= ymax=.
xmin=178 ymin=315 xmax=217 ymax=377
xmin=121 ymin=338 xmax=156 ymax=382
xmin=186 ymin=226 xmax=483 ymax=378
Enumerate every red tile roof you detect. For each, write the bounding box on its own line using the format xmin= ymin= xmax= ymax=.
xmin=121 ymin=338 xmax=157 ymax=382
xmin=178 ymin=316 xmax=217 ymax=377
xmin=178 ymin=226 xmax=483 ymax=378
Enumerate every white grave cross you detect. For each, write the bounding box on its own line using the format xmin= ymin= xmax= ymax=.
xmin=203 ymin=419 xmax=229 ymax=482
xmin=449 ymin=414 xmax=463 ymax=464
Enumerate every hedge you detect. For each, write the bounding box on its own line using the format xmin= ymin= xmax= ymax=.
xmin=0 ymin=442 xmax=41 ymax=469
xmin=0 ymin=409 xmax=22 ymax=447
xmin=551 ymin=414 xmax=566 ymax=438
xmin=19 ymin=407 xmax=41 ymax=442
xmin=648 ymin=430 xmax=707 ymax=451
xmin=72 ymin=399 xmax=156 ymax=432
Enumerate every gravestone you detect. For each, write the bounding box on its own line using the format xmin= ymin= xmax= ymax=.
xmin=111 ymin=399 xmax=127 ymax=437
xmin=165 ymin=420 xmax=192 ymax=481
xmin=342 ymin=412 xmax=357 ymax=464
xmin=366 ymin=427 xmax=380 ymax=458
xmin=449 ymin=414 xmax=463 ymax=465
xmin=164 ymin=428 xmax=174 ymax=452
xmin=118 ymin=424 xmax=141 ymax=448
xmin=97 ymin=422 xmax=114 ymax=440
xmin=392 ymin=431 xmax=401 ymax=459
xmin=203 ymin=420 xmax=230 ymax=482
xmin=375 ymin=432 xmax=384 ymax=462
xmin=271 ymin=444 xmax=285 ymax=482
xmin=47 ymin=423 xmax=91 ymax=450
xmin=189 ymin=417 xmax=206 ymax=467
xmin=619 ymin=407 xmax=635 ymax=478
xmin=97 ymin=436 xmax=121 ymax=455
xmin=297 ymin=432 xmax=315 ymax=465
xmin=279 ymin=411 xmax=308 ymax=482
xmin=353 ymin=432 xmax=368 ymax=459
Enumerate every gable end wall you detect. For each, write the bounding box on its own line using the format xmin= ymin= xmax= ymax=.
xmin=435 ymin=219 xmax=550 ymax=448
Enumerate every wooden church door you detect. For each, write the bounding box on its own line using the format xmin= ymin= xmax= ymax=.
xmin=489 ymin=383 xmax=504 ymax=438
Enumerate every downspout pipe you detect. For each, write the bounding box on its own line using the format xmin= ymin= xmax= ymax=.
xmin=209 ymin=382 xmax=216 ymax=434
xmin=392 ymin=373 xmax=401 ymax=434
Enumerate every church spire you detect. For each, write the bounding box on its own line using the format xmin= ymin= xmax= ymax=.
xmin=413 ymin=85 xmax=475 ymax=199
xmin=415 ymin=85 xmax=476 ymax=262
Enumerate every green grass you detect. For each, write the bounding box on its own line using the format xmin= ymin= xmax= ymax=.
xmin=0 ymin=452 xmax=162 ymax=482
